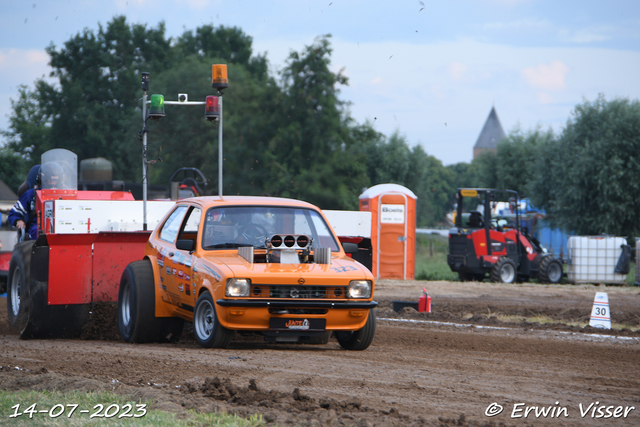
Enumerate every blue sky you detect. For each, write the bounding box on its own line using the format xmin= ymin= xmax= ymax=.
xmin=1 ymin=0 xmax=639 ymax=165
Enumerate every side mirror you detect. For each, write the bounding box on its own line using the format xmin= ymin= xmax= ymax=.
xmin=342 ymin=242 xmax=358 ymax=254
xmin=176 ymin=239 xmax=195 ymax=252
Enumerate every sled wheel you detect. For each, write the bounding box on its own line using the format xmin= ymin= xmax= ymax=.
xmin=194 ymin=291 xmax=232 ymax=348
xmin=7 ymin=241 xmax=34 ymax=333
xmin=118 ymin=260 xmax=183 ymax=343
xmin=538 ymin=256 xmax=563 ymax=284
xmin=336 ymin=309 xmax=376 ymax=351
xmin=490 ymin=257 xmax=517 ymax=283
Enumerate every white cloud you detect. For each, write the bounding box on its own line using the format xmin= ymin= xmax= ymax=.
xmin=0 ymin=48 xmax=49 ymax=71
xmin=448 ymin=62 xmax=467 ymax=81
xmin=566 ymin=26 xmax=614 ymax=43
xmin=521 ymin=60 xmax=569 ymax=91
xmin=537 ymin=92 xmax=555 ymax=104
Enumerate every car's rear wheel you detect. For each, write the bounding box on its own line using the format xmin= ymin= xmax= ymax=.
xmin=118 ymin=260 xmax=183 ymax=343
xmin=336 ymin=309 xmax=376 ymax=351
xmin=194 ymin=291 xmax=232 ymax=348
xmin=490 ymin=257 xmax=517 ymax=283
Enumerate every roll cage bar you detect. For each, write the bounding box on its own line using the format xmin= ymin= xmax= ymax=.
xmin=454 ymin=188 xmax=521 ymax=258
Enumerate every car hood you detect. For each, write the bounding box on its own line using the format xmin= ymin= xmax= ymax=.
xmin=205 ymin=252 xmax=372 ymax=285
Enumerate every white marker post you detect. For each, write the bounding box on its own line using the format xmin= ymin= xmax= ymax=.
xmin=589 ymin=292 xmax=611 ymax=329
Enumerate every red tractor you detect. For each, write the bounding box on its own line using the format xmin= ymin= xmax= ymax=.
xmin=447 ymin=188 xmax=563 ymax=284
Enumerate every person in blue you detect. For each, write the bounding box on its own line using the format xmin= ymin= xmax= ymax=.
xmin=8 ymin=163 xmax=63 ymax=241
xmin=17 ymin=164 xmax=41 ymax=197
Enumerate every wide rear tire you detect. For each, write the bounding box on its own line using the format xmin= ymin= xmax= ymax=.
xmin=193 ymin=291 xmax=233 ymax=348
xmin=7 ymin=241 xmax=34 ymax=333
xmin=490 ymin=257 xmax=517 ymax=283
xmin=538 ymin=256 xmax=563 ymax=284
xmin=118 ymin=260 xmax=183 ymax=343
xmin=336 ymin=309 xmax=376 ymax=351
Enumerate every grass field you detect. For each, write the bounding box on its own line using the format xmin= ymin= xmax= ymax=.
xmin=415 ymin=233 xmax=637 ymax=285
xmin=1 ymin=390 xmax=264 ymax=427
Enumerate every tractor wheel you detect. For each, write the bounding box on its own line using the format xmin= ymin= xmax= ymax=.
xmin=490 ymin=257 xmax=517 ymax=284
xmin=336 ymin=309 xmax=376 ymax=351
xmin=193 ymin=291 xmax=233 ymax=348
xmin=118 ymin=260 xmax=183 ymax=343
xmin=7 ymin=241 xmax=35 ymax=333
xmin=538 ymin=256 xmax=563 ymax=284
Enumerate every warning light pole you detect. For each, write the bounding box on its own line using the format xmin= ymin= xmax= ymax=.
xmin=139 ymin=65 xmax=228 ymax=228
xmin=211 ymin=64 xmax=229 ymax=197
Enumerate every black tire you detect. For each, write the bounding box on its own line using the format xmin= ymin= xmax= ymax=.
xmin=117 ymin=260 xmax=183 ymax=343
xmin=490 ymin=257 xmax=517 ymax=283
xmin=8 ymin=242 xmax=89 ymax=339
xmin=193 ymin=291 xmax=233 ymax=348
xmin=336 ymin=309 xmax=376 ymax=351
xmin=7 ymin=241 xmax=34 ymax=333
xmin=538 ymin=256 xmax=563 ymax=284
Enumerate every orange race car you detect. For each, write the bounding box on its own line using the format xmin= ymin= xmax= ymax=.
xmin=117 ymin=196 xmax=377 ymax=350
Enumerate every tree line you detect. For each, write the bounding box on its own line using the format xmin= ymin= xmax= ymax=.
xmin=1 ymin=17 xmax=639 ymax=235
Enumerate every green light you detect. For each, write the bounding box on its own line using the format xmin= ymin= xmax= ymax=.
xmin=149 ymin=94 xmax=165 ymax=119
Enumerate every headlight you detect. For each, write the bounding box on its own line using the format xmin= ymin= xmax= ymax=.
xmin=347 ymin=280 xmax=371 ymax=299
xmin=225 ymin=278 xmax=251 ymax=297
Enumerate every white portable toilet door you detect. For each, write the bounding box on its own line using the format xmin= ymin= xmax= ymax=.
xmin=377 ymin=193 xmax=408 ymax=279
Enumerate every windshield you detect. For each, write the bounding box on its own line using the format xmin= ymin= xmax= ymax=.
xmin=202 ymin=206 xmax=339 ymax=251
xmin=41 ymin=148 xmax=78 ymax=190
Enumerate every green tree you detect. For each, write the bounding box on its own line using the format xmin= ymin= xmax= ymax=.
xmin=530 ymin=95 xmax=640 ymax=236
xmin=259 ymin=35 xmax=370 ymax=209
xmin=494 ymin=126 xmax=554 ymax=197
xmin=361 ymin=131 xmax=455 ymax=227
xmin=0 ymin=146 xmax=27 ymax=192
xmin=174 ymin=25 xmax=268 ymax=79
xmin=1 ymin=17 xmax=269 ymax=187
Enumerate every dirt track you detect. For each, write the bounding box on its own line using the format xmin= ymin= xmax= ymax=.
xmin=1 ymin=280 xmax=639 ymax=426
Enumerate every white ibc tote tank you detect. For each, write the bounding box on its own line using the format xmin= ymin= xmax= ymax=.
xmin=567 ymin=236 xmax=628 ymax=285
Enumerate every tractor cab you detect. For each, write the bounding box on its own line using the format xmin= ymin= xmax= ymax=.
xmin=447 ymin=188 xmax=563 ymax=284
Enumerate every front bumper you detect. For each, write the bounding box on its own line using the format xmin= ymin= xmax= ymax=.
xmin=215 ymin=299 xmax=377 ymax=331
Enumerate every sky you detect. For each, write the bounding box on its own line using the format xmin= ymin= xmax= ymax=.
xmin=1 ymin=0 xmax=639 ymax=165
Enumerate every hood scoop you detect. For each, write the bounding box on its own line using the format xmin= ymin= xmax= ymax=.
xmin=264 ymin=234 xmax=331 ymax=265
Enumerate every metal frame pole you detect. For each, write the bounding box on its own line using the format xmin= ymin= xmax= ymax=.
xmin=218 ymin=95 xmax=223 ymax=197
xmin=142 ymin=91 xmax=148 ymax=231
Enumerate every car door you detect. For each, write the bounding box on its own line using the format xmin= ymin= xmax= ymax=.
xmin=157 ymin=205 xmax=188 ymax=307
xmin=173 ymin=206 xmax=201 ymax=308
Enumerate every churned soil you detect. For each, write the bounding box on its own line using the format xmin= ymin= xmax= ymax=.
xmin=1 ymin=280 xmax=639 ymax=426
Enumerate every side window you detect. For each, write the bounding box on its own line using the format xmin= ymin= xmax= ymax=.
xmin=159 ymin=206 xmax=188 ymax=243
xmin=179 ymin=207 xmax=201 ymax=238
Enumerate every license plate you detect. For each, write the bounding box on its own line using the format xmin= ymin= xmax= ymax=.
xmin=269 ymin=318 xmax=326 ymax=331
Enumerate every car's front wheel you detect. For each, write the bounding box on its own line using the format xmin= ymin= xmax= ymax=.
xmin=335 ymin=309 xmax=376 ymax=351
xmin=194 ymin=291 xmax=233 ymax=348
